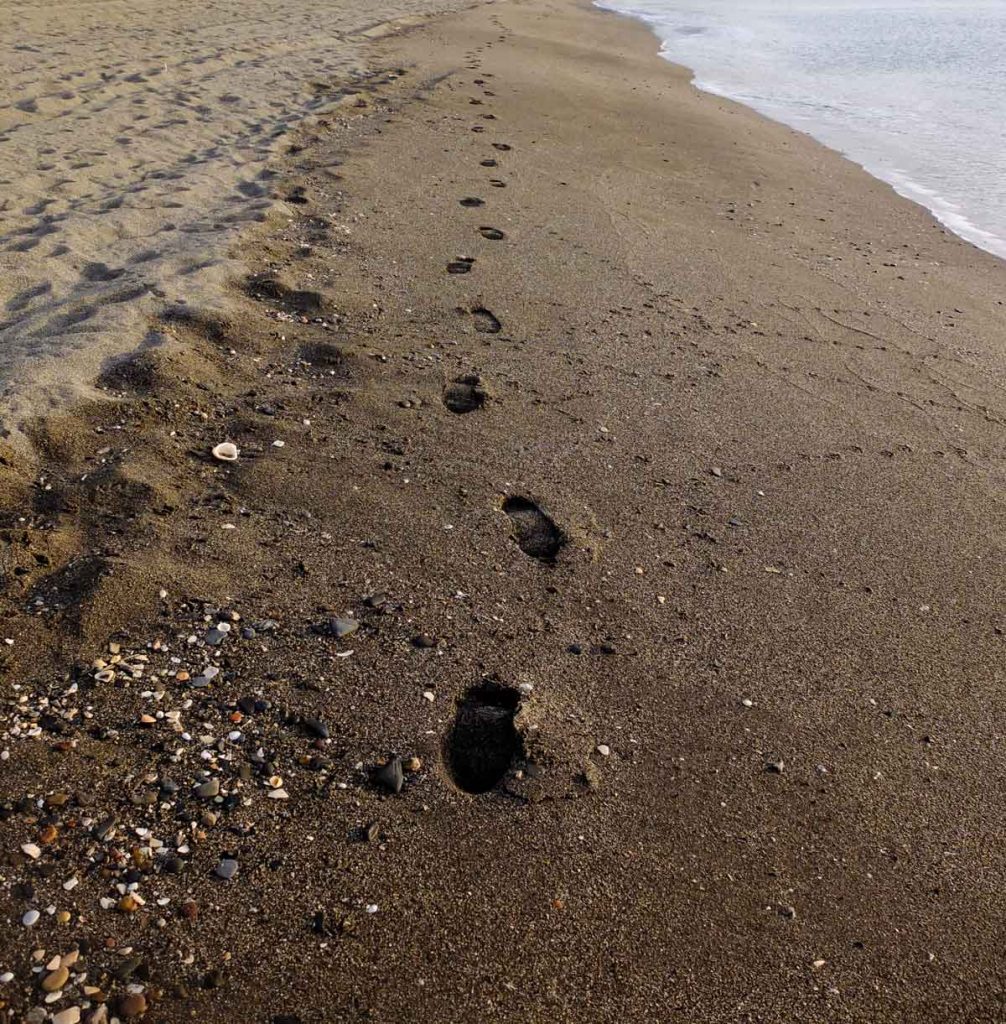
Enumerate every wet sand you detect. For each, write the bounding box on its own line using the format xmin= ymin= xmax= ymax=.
xmin=4 ymin=0 xmax=1006 ymax=1021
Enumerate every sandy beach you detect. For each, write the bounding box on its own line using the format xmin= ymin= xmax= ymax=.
xmin=4 ymin=0 xmax=1006 ymax=1021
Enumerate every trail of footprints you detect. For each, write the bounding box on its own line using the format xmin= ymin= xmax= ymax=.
xmin=434 ymin=41 xmax=578 ymax=791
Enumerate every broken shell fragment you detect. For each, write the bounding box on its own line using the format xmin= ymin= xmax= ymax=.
xmin=212 ymin=442 xmax=239 ymax=462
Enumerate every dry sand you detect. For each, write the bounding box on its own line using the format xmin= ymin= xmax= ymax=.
xmin=0 ymin=0 xmax=466 ymax=425
xmin=4 ymin=0 xmax=1006 ymax=1021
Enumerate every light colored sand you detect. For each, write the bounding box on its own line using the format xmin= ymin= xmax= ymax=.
xmin=0 ymin=0 xmax=464 ymax=429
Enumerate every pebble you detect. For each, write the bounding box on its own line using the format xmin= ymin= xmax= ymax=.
xmin=196 ymin=779 xmax=220 ymax=799
xmin=403 ymin=756 xmax=422 ymax=773
xmin=596 ymin=744 xmax=611 ymax=757
xmin=0 ymin=972 xmax=13 ymax=984
xmin=374 ymin=757 xmax=404 ymax=794
xmin=190 ymin=666 xmax=220 ymax=688
xmin=303 ymin=717 xmax=330 ymax=739
xmin=267 ymin=788 xmax=290 ymax=800
xmin=41 ymin=966 xmax=69 ymax=992
xmin=21 ymin=842 xmax=42 ymax=859
xmin=22 ymin=909 xmax=40 ymax=927
xmin=52 ymin=1009 xmax=81 ymax=1024
xmin=328 ymin=617 xmax=358 ymax=638
xmin=215 ymin=858 xmax=239 ymax=880
xmin=118 ymin=993 xmax=147 ymax=1018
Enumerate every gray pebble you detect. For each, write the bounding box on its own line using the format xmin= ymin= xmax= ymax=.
xmin=329 ymin=617 xmax=359 ymax=638
xmin=215 ymin=858 xmax=239 ymax=880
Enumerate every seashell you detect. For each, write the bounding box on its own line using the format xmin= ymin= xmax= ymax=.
xmin=212 ymin=442 xmax=239 ymax=462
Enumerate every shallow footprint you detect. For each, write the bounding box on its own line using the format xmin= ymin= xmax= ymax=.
xmin=503 ymin=496 xmax=565 ymax=563
xmin=444 ymin=682 xmax=523 ymax=793
xmin=492 ymin=142 xmax=512 ymax=151
xmin=80 ymin=261 xmax=124 ymax=283
xmin=479 ymin=227 xmax=505 ymax=240
xmin=460 ymin=196 xmax=485 ymax=208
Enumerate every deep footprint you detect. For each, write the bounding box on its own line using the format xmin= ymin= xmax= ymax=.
xmin=503 ymin=496 xmax=565 ymax=563
xmin=447 ymin=257 xmax=475 ymax=274
xmin=459 ymin=196 xmax=485 ymax=208
xmin=479 ymin=227 xmax=505 ymax=240
xmin=472 ymin=307 xmax=501 ymax=334
xmin=444 ymin=682 xmax=523 ymax=793
xmin=443 ymin=375 xmax=487 ymax=413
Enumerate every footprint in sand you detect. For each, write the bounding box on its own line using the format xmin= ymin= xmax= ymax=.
xmin=80 ymin=261 xmax=125 ymax=283
xmin=488 ymin=179 xmax=506 ymax=188
xmin=443 ymin=374 xmax=487 ymax=413
xmin=472 ymin=307 xmax=501 ymax=334
xmin=444 ymin=682 xmax=523 ymax=793
xmin=447 ymin=257 xmax=475 ymax=275
xmin=480 ymin=159 xmax=498 ymax=167
xmin=492 ymin=143 xmax=512 ymax=151
xmin=479 ymin=227 xmax=505 ymax=240
xmin=460 ymin=197 xmax=485 ymax=208
xmin=503 ymin=496 xmax=565 ymax=563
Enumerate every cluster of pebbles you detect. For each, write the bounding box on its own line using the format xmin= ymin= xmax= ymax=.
xmin=0 ymin=598 xmax=422 ymax=1022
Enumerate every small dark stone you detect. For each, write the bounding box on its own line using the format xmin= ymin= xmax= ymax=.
xmin=94 ymin=817 xmax=116 ymax=841
xmin=412 ymin=634 xmax=437 ymax=649
xmin=374 ymin=757 xmax=404 ymax=794
xmin=303 ymin=718 xmax=330 ymax=740
xmin=567 ymin=643 xmax=583 ymax=655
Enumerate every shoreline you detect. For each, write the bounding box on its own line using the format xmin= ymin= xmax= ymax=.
xmin=594 ymin=0 xmax=1006 ymax=264
xmin=3 ymin=0 xmax=1006 ymax=1021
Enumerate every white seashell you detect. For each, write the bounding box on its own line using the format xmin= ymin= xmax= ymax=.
xmin=212 ymin=442 xmax=239 ymax=462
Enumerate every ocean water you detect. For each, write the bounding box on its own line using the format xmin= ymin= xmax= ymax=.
xmin=596 ymin=0 xmax=1006 ymax=259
